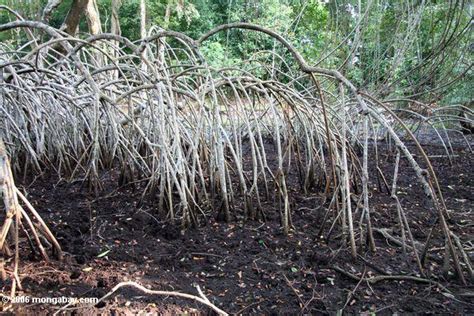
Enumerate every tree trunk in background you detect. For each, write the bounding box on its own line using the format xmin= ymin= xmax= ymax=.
xmin=61 ymin=0 xmax=88 ymax=36
xmin=163 ymin=1 xmax=171 ymax=29
xmin=140 ymin=0 xmax=147 ymax=39
xmin=157 ymin=1 xmax=172 ymax=65
xmin=85 ymin=0 xmax=102 ymax=35
xmin=140 ymin=0 xmax=148 ymax=71
xmin=42 ymin=0 xmax=65 ymax=21
xmin=111 ymin=0 xmax=122 ymax=79
xmin=111 ymin=0 xmax=121 ymax=37
xmin=348 ymin=0 xmax=362 ymax=71
xmin=84 ymin=0 xmax=103 ymax=66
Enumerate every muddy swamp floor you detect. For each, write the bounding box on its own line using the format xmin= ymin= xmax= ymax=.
xmin=1 ymin=131 xmax=473 ymax=315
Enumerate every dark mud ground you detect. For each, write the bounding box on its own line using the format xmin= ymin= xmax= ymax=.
xmin=1 ymin=133 xmax=473 ymax=315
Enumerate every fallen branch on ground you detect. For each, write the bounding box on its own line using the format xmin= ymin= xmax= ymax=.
xmin=332 ymin=265 xmax=450 ymax=293
xmin=54 ymin=281 xmax=228 ymax=315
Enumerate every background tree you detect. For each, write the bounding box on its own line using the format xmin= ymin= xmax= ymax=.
xmin=85 ymin=0 xmax=101 ymax=34
xmin=60 ymin=0 xmax=89 ymax=36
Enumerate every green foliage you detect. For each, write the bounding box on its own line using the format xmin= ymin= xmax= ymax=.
xmin=200 ymin=41 xmax=241 ymax=69
xmin=293 ymin=0 xmax=329 ymax=62
xmin=116 ymin=0 xmax=141 ymax=40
